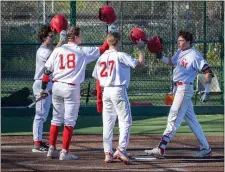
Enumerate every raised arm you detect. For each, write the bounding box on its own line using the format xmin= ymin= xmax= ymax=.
xmin=135 ymin=39 xmax=145 ymax=67
xmin=156 ymin=52 xmax=178 ymax=66
xmin=55 ymin=30 xmax=67 ymax=48
xmin=147 ymin=35 xmax=177 ymax=66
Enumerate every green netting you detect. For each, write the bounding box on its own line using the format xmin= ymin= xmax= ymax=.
xmin=1 ymin=1 xmax=224 ymax=106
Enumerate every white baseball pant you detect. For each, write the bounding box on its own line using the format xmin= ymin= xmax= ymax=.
xmin=102 ymin=86 xmax=132 ymax=154
xmin=163 ymin=83 xmax=210 ymax=150
xmin=32 ymin=80 xmax=52 ymax=141
xmin=51 ymin=82 xmax=80 ymax=127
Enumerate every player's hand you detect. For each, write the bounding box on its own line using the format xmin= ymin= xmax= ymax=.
xmin=135 ymin=39 xmax=145 ymax=49
xmin=60 ymin=30 xmax=66 ymax=41
xmin=108 ymin=23 xmax=118 ymax=33
xmin=155 ymin=51 xmax=163 ymax=59
xmin=200 ymin=91 xmax=210 ymax=102
xmin=40 ymin=89 xmax=49 ymax=97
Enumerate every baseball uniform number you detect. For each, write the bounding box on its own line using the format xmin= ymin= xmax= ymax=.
xmin=100 ymin=60 xmax=115 ymax=77
xmin=59 ymin=53 xmax=76 ymax=69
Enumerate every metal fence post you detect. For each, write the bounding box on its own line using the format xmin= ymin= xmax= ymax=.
xmin=220 ymin=1 xmax=224 ymax=104
xmin=43 ymin=0 xmax=46 ymax=24
xmin=70 ymin=0 xmax=76 ymax=26
xmin=120 ymin=1 xmax=124 ymax=50
xmin=171 ymin=1 xmax=175 ymax=92
xmin=203 ymin=1 xmax=207 ymax=59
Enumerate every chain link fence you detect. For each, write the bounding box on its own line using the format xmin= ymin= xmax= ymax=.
xmin=1 ymin=1 xmax=224 ymax=107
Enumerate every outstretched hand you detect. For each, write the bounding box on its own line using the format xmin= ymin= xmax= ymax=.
xmin=135 ymin=39 xmax=145 ymax=49
xmin=40 ymin=89 xmax=49 ymax=97
xmin=60 ymin=30 xmax=67 ymax=41
xmin=108 ymin=23 xmax=118 ymax=33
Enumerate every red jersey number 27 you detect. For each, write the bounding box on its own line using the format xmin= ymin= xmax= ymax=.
xmin=100 ymin=60 xmax=115 ymax=77
xmin=59 ymin=53 xmax=76 ymax=69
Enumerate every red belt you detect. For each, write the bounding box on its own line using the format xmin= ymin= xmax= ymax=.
xmin=174 ymin=81 xmax=192 ymax=86
xmin=53 ymin=80 xmax=75 ymax=86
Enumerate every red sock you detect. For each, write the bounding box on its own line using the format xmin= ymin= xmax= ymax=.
xmin=34 ymin=141 xmax=41 ymax=146
xmin=49 ymin=124 xmax=60 ymax=149
xmin=62 ymin=126 xmax=74 ymax=152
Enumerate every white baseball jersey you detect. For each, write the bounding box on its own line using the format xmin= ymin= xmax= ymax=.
xmin=34 ymin=45 xmax=52 ymax=80
xmin=92 ymin=49 xmax=138 ymax=88
xmin=160 ymin=47 xmax=210 ymax=151
xmin=45 ymin=43 xmax=100 ymax=84
xmin=171 ymin=48 xmax=207 ymax=83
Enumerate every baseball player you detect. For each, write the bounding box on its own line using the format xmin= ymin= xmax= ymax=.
xmin=41 ymin=26 xmax=110 ymax=160
xmin=32 ymin=25 xmax=66 ymax=152
xmin=145 ymin=30 xmax=213 ymax=158
xmin=92 ymin=32 xmax=145 ymax=164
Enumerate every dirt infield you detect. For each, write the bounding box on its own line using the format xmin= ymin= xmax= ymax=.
xmin=1 ymin=135 xmax=224 ymax=172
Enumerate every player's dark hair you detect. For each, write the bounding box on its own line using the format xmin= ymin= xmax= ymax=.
xmin=38 ymin=25 xmax=52 ymax=43
xmin=107 ymin=32 xmax=121 ymax=46
xmin=178 ymin=30 xmax=193 ymax=46
xmin=67 ymin=26 xmax=80 ymax=40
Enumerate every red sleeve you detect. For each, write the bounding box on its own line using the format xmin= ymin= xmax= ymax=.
xmin=99 ymin=39 xmax=109 ymax=55
xmin=96 ymin=80 xmax=103 ymax=113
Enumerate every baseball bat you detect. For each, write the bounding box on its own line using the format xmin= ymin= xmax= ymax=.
xmin=27 ymin=89 xmax=52 ymax=108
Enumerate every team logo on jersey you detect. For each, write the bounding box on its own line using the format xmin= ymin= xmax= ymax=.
xmin=181 ymin=58 xmax=188 ymax=68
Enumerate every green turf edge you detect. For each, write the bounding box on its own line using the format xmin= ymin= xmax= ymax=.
xmin=2 ymin=115 xmax=223 ymax=136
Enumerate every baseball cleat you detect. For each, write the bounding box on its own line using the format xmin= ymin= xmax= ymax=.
xmin=32 ymin=142 xmax=49 ymax=153
xmin=47 ymin=146 xmax=59 ymax=159
xmin=59 ymin=150 xmax=80 ymax=160
xmin=193 ymin=148 xmax=212 ymax=158
xmin=145 ymin=147 xmax=165 ymax=159
xmin=113 ymin=148 xmax=131 ymax=165
xmin=104 ymin=152 xmax=113 ymax=163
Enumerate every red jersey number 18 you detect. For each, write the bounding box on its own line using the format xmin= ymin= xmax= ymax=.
xmin=59 ymin=53 xmax=76 ymax=69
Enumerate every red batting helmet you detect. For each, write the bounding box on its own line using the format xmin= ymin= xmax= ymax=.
xmin=147 ymin=35 xmax=163 ymax=53
xmin=129 ymin=28 xmax=148 ymax=44
xmin=99 ymin=6 xmax=116 ymax=24
xmin=50 ymin=14 xmax=68 ymax=33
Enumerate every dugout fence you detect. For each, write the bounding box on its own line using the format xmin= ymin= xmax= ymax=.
xmin=1 ymin=1 xmax=224 ymax=107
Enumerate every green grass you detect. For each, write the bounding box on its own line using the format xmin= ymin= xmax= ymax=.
xmin=2 ymin=115 xmax=223 ymax=136
xmin=74 ymin=115 xmax=224 ymax=136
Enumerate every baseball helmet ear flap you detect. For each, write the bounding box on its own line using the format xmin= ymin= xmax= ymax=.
xmin=129 ymin=28 xmax=148 ymax=44
xmin=50 ymin=14 xmax=68 ymax=33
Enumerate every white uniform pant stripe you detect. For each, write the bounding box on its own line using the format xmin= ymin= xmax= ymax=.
xmin=32 ymin=80 xmax=52 ymax=141
xmin=102 ymin=107 xmax=117 ymax=154
xmin=33 ymin=95 xmax=51 ymax=141
xmin=164 ymin=85 xmax=187 ymax=137
xmin=163 ymin=85 xmax=210 ymax=150
xmin=103 ymin=86 xmax=132 ymax=153
xmin=184 ymin=102 xmax=210 ymax=150
xmin=118 ymin=87 xmax=132 ymax=152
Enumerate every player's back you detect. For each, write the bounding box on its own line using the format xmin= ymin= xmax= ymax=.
xmin=47 ymin=43 xmax=99 ymax=85
xmin=93 ymin=49 xmax=138 ymax=88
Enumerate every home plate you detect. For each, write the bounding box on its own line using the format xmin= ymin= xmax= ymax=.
xmin=131 ymin=155 xmax=157 ymax=161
